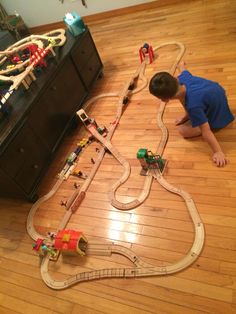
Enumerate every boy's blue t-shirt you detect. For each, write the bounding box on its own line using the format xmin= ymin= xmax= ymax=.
xmin=178 ymin=70 xmax=234 ymax=129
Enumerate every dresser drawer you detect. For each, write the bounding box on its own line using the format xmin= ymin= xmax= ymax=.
xmin=0 ymin=27 xmax=102 ymax=201
xmin=15 ymin=138 xmax=49 ymax=194
xmin=81 ymin=52 xmax=103 ymax=88
xmin=0 ymin=124 xmax=49 ymax=193
xmin=0 ymin=124 xmax=32 ymax=178
xmin=71 ymin=31 xmax=98 ymax=73
xmin=29 ymin=58 xmax=87 ymax=151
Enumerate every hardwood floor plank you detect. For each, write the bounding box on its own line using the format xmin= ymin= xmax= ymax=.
xmin=0 ymin=293 xmax=58 ymax=314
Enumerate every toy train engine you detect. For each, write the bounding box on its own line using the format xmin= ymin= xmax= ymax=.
xmin=66 ymin=152 xmax=77 ymax=165
xmin=78 ymin=138 xmax=90 ymax=147
xmin=97 ymin=125 xmax=108 ymax=137
xmin=137 ymin=148 xmax=166 ymax=174
xmin=54 ymin=229 xmax=88 ymax=256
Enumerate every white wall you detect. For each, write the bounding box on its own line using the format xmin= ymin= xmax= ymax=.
xmin=0 ymin=0 xmax=156 ymax=27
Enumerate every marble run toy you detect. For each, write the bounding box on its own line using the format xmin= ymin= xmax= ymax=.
xmin=29 ymin=44 xmax=49 ymax=68
xmin=0 ymin=29 xmax=66 ymax=105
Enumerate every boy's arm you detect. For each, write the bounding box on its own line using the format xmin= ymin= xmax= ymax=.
xmin=175 ymin=93 xmax=189 ymax=125
xmin=199 ymin=122 xmax=227 ymax=167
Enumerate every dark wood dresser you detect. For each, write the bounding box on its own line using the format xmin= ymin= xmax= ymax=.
xmin=0 ymin=28 xmax=103 ymax=201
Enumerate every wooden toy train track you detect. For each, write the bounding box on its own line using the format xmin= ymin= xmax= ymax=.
xmin=27 ymin=40 xmax=205 ymax=290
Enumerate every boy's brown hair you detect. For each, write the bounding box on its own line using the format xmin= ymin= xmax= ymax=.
xmin=149 ymin=72 xmax=178 ymax=100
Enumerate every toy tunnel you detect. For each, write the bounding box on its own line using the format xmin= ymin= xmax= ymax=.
xmin=54 ymin=229 xmax=88 ymax=256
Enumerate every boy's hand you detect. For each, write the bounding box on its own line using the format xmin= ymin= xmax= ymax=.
xmin=175 ymin=116 xmax=189 ymax=125
xmin=212 ymin=151 xmax=227 ymax=167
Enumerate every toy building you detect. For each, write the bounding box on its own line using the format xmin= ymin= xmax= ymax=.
xmin=54 ymin=229 xmax=87 ymax=256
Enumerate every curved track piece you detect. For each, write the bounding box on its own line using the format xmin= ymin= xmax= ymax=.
xmin=27 ymin=178 xmax=64 ymax=241
xmin=86 ymin=124 xmax=153 ymax=210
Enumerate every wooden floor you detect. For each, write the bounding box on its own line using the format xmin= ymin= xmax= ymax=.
xmin=1 ymin=0 xmax=236 ymax=313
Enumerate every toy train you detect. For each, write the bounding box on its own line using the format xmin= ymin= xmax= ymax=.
xmin=58 ymin=136 xmax=92 ymax=179
xmin=65 ymin=138 xmax=90 ymax=165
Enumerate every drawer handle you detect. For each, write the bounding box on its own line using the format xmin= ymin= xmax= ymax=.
xmin=19 ymin=148 xmax=25 ymax=153
xmin=33 ymin=164 xmax=39 ymax=169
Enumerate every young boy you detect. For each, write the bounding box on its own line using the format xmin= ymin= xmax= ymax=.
xmin=149 ymin=63 xmax=234 ymax=167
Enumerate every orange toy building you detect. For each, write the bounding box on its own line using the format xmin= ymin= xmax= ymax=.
xmin=54 ymin=229 xmax=87 ymax=256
